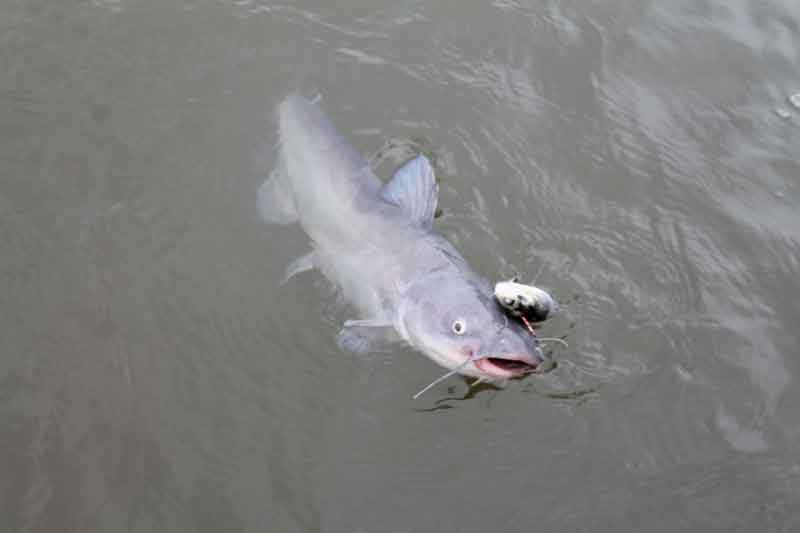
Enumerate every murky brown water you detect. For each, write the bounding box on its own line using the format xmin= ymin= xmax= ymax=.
xmin=2 ymin=0 xmax=799 ymax=531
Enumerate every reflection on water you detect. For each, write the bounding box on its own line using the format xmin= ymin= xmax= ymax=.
xmin=1 ymin=0 xmax=798 ymax=531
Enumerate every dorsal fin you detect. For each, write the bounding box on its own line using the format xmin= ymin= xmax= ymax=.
xmin=380 ymin=155 xmax=438 ymax=228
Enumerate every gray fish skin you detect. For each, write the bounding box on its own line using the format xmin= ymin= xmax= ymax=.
xmin=259 ymin=95 xmax=545 ymax=380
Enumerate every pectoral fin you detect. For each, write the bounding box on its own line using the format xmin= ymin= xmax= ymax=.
xmin=281 ymin=251 xmax=315 ymax=285
xmin=257 ymin=157 xmax=297 ymax=225
xmin=337 ymin=320 xmax=401 ymax=354
xmin=381 ymin=155 xmax=438 ymax=229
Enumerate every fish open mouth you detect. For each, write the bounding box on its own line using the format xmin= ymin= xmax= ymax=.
xmin=474 ymin=357 xmax=542 ymax=378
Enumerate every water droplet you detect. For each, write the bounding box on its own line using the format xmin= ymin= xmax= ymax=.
xmin=774 ymin=108 xmax=791 ymax=119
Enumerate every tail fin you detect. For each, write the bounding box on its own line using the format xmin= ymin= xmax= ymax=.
xmin=257 ymin=156 xmax=298 ymax=225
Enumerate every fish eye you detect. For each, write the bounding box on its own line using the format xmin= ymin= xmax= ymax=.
xmin=452 ymin=319 xmax=466 ymax=335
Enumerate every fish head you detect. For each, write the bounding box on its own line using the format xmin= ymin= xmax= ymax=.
xmin=399 ymin=275 xmax=548 ymax=380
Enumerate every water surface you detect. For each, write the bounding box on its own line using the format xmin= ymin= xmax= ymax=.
xmin=1 ymin=0 xmax=799 ymax=531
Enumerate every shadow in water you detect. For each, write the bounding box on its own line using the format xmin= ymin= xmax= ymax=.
xmin=413 ymin=378 xmax=504 ymax=412
xmin=413 ymin=361 xmax=598 ymax=412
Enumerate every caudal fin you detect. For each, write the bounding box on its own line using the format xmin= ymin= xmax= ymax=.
xmin=257 ymin=156 xmax=298 ymax=225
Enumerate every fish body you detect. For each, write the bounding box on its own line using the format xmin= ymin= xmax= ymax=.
xmin=259 ymin=95 xmax=545 ymax=381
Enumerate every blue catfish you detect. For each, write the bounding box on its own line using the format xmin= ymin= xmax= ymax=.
xmin=259 ymin=95 xmax=547 ymax=394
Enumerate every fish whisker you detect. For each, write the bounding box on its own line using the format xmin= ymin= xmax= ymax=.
xmin=413 ymin=358 xmax=473 ymax=400
xmin=537 ymin=337 xmax=569 ymax=347
xmin=469 ymin=377 xmax=486 ymax=389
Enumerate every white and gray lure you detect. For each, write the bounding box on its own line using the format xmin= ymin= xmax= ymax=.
xmin=494 ymin=277 xmax=556 ymax=324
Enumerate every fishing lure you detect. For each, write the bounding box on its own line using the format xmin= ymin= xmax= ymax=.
xmin=494 ymin=277 xmax=555 ymax=329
